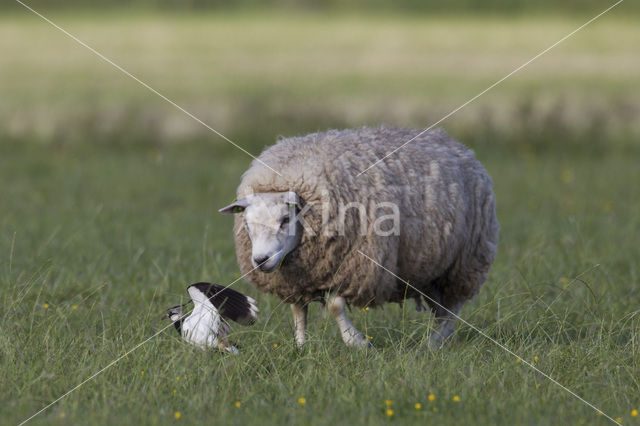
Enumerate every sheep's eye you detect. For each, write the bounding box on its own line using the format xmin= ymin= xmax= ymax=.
xmin=280 ymin=216 xmax=290 ymax=227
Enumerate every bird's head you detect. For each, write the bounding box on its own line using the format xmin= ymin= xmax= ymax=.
xmin=164 ymin=305 xmax=186 ymax=322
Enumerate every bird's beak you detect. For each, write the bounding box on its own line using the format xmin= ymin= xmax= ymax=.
xmin=161 ymin=312 xmax=171 ymax=320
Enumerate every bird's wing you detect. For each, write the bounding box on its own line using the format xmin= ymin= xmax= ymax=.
xmin=188 ymin=282 xmax=258 ymax=325
xmin=187 ymin=285 xmax=219 ymax=314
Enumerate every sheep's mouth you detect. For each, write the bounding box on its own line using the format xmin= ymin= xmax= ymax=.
xmin=253 ymin=248 xmax=288 ymax=272
xmin=258 ymin=262 xmax=279 ymax=273
xmin=255 ymin=255 xmax=283 ymax=272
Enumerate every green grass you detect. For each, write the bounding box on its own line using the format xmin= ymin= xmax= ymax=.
xmin=2 ymin=143 xmax=639 ymax=425
xmin=1 ymin=11 xmax=639 ymax=426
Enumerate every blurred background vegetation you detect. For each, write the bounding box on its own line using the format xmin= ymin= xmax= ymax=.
xmin=2 ymin=0 xmax=640 ymax=13
xmin=1 ymin=1 xmax=638 ymax=157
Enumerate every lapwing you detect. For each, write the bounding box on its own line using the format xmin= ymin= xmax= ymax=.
xmin=165 ymin=282 xmax=258 ymax=353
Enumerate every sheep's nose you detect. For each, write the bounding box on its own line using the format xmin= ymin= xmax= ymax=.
xmin=254 ymin=255 xmax=270 ymax=266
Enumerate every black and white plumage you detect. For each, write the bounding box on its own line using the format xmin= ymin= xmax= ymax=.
xmin=165 ymin=282 xmax=258 ymax=353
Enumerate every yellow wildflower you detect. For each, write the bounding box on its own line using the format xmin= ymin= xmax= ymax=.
xmin=174 ymin=412 xmax=181 ymax=419
xmin=631 ymin=409 xmax=638 ymax=417
xmin=385 ymin=400 xmax=393 ymax=406
xmin=235 ymin=401 xmax=241 ymax=408
xmin=452 ymin=395 xmax=461 ymax=402
xmin=534 ymin=356 xmax=539 ymax=361
xmin=516 ymin=358 xmax=521 ymax=363
xmin=43 ymin=303 xmax=49 ymax=309
xmin=616 ymin=417 xmax=622 ymax=424
xmin=72 ymin=305 xmax=79 ymax=310
xmin=428 ymin=394 xmax=435 ymax=402
xmin=175 ymin=376 xmax=180 ymax=381
xmin=366 ymin=335 xmax=373 ymax=340
xmin=273 ymin=343 xmax=279 ymax=348
xmin=140 ymin=370 xmax=144 ymax=375
xmin=414 ymin=403 xmax=422 ymax=410
xmin=386 ymin=409 xmax=394 ymax=417
xmin=298 ymin=397 xmax=306 ymax=406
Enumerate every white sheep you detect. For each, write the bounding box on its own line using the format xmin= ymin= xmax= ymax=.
xmin=220 ymin=127 xmax=499 ymax=348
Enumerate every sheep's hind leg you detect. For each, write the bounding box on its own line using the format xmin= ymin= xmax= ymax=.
xmin=291 ymin=303 xmax=308 ymax=348
xmin=327 ymin=294 xmax=369 ymax=348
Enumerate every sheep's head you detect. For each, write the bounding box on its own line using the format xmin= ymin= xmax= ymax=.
xmin=219 ymin=191 xmax=303 ymax=273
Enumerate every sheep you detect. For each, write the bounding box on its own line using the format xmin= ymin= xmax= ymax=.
xmin=219 ymin=126 xmax=499 ymax=349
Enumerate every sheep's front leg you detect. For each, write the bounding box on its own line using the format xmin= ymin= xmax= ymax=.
xmin=429 ymin=302 xmax=462 ymax=350
xmin=290 ymin=303 xmax=307 ymax=348
xmin=327 ymin=295 xmax=369 ymax=348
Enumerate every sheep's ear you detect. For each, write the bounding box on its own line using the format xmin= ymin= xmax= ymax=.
xmin=219 ymin=198 xmax=249 ymax=214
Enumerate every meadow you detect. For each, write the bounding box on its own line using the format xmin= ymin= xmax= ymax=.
xmin=1 ymin=10 xmax=639 ymax=425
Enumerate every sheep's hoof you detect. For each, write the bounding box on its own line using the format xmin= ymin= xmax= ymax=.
xmin=428 ymin=331 xmax=456 ymax=350
xmin=428 ymin=333 xmax=444 ymax=350
xmin=344 ymin=333 xmax=371 ymax=349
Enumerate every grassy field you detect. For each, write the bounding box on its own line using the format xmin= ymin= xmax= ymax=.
xmin=1 ymin=10 xmax=639 ymax=426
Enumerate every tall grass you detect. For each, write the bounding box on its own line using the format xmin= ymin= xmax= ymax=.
xmin=1 ymin=140 xmax=639 ymax=425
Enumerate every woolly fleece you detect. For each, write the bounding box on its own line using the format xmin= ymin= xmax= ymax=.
xmin=230 ymin=127 xmax=499 ymax=311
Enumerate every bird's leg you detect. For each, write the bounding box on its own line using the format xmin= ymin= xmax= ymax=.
xmin=290 ymin=303 xmax=307 ymax=348
xmin=327 ymin=294 xmax=369 ymax=348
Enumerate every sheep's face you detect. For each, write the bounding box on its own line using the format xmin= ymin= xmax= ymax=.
xmin=219 ymin=192 xmax=302 ymax=273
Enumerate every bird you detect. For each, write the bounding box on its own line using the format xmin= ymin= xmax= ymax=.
xmin=164 ymin=282 xmax=258 ymax=353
